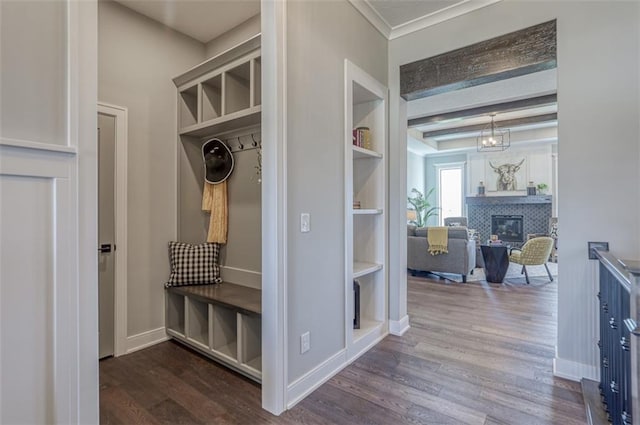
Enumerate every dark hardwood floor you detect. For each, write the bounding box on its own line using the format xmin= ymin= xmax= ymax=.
xmin=100 ymin=275 xmax=586 ymax=424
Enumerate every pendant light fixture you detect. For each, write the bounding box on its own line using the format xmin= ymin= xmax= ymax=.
xmin=477 ymin=114 xmax=510 ymax=152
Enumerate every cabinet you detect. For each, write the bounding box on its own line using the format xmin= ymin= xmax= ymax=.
xmin=174 ymin=35 xmax=261 ymax=138
xmin=168 ymin=36 xmax=262 ymax=382
xmin=344 ymin=60 xmax=388 ymax=361
xmin=166 ymin=284 xmax=262 ymax=382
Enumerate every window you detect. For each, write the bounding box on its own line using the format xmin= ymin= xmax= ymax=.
xmin=435 ymin=162 xmax=465 ymax=225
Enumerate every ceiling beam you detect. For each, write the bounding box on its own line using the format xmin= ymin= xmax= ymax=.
xmin=408 ymin=94 xmax=557 ymax=128
xmin=400 ymin=20 xmax=557 ymax=101
xmin=422 ymin=113 xmax=557 ymax=139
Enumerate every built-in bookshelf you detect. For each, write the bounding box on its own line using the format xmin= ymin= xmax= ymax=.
xmin=344 ymin=59 xmax=388 ymax=361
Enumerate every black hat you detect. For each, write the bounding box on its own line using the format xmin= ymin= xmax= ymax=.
xmin=202 ymin=138 xmax=234 ymax=184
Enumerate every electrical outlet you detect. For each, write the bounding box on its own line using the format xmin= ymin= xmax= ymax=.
xmin=300 ymin=331 xmax=310 ymax=354
xmin=301 ymin=213 xmax=310 ymax=233
xmin=588 ymin=241 xmax=609 ymax=259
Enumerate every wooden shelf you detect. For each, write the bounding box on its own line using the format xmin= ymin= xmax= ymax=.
xmin=353 ymin=261 xmax=383 ymax=278
xmin=353 ymin=319 xmax=384 ymax=342
xmin=179 ymin=106 xmax=261 ymax=138
xmin=213 ymin=341 xmax=238 ymax=360
xmin=352 ymin=145 xmax=382 ymax=159
xmin=244 ymin=356 xmax=261 ymax=371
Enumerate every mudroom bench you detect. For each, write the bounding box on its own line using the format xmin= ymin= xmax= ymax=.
xmin=165 ymin=283 xmax=262 ymax=382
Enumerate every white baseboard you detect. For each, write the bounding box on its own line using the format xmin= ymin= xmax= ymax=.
xmin=389 ymin=315 xmax=410 ymax=336
xmin=126 ymin=327 xmax=169 ymax=354
xmin=553 ymin=355 xmax=599 ymax=382
xmin=286 ymin=349 xmax=347 ymax=409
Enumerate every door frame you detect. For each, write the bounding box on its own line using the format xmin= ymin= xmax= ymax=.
xmin=97 ymin=102 xmax=128 ymax=357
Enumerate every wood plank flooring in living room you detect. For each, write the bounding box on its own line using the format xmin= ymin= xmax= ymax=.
xmin=100 ymin=276 xmax=586 ymax=424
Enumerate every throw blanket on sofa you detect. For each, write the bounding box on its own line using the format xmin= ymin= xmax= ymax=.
xmin=427 ymin=226 xmax=449 ymax=255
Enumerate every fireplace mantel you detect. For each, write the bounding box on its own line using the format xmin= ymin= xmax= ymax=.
xmin=466 ymin=195 xmax=552 ymax=206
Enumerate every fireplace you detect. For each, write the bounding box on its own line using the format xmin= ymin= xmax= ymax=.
xmin=491 ymin=215 xmax=524 ymax=242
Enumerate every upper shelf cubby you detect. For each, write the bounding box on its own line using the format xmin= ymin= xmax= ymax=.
xmin=173 ymin=35 xmax=261 ymax=139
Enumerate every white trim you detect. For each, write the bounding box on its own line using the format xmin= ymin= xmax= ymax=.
xmin=389 ymin=0 xmax=503 ymax=40
xmin=389 ymin=315 xmax=410 ymax=336
xmin=349 ymin=0 xmax=502 ymax=41
xmin=75 ymin=0 xmax=99 ymax=422
xmin=553 ymin=355 xmax=598 ymax=382
xmin=126 ymin=328 xmax=169 ymax=354
xmin=434 ymin=161 xmax=466 ymax=225
xmin=0 ymin=137 xmax=77 ymax=154
xmin=347 ymin=0 xmax=391 ymax=39
xmin=261 ymin=0 xmax=288 ymax=415
xmin=97 ymin=103 xmax=129 ymax=357
xmin=286 ymin=350 xmax=348 ymax=409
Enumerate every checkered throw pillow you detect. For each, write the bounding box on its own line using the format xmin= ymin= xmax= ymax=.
xmin=166 ymin=242 xmax=222 ymax=287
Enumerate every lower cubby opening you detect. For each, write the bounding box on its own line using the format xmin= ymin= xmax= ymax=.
xmin=240 ymin=314 xmax=262 ymax=372
xmin=211 ymin=305 xmax=238 ymax=360
xmin=353 ymin=272 xmax=384 ymax=341
xmin=186 ymin=298 xmax=209 ymax=347
xmin=166 ymin=292 xmax=185 ymax=336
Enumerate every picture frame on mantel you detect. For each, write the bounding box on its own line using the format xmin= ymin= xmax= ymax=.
xmin=484 ymin=156 xmax=527 ymax=193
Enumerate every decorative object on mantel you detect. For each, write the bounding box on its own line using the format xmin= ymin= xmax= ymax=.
xmin=407 ymin=188 xmax=439 ymax=227
xmin=477 ymin=181 xmax=485 ymax=196
xmin=527 ymin=181 xmax=537 ymax=196
xmin=536 ymin=183 xmax=548 ymax=195
xmin=476 ymin=113 xmax=510 ymax=152
xmin=488 ymin=158 xmax=525 ymax=191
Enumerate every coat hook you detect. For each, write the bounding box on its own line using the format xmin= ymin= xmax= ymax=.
xmin=237 ymin=136 xmax=244 ymax=150
xmin=251 ymin=133 xmax=258 ymax=147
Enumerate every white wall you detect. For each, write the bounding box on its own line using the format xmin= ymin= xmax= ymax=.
xmin=389 ymin=0 xmax=640 ymax=380
xmin=98 ymin=1 xmax=205 ymax=337
xmin=205 ymin=14 xmax=260 ymax=59
xmin=286 ymin=0 xmax=387 ymax=384
xmin=406 ymin=150 xmax=425 ymax=197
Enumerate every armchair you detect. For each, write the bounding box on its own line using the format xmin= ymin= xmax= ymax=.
xmin=509 ymin=237 xmax=555 ymax=284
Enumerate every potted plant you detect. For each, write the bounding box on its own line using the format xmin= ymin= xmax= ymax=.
xmin=407 ymin=188 xmax=439 ymax=227
xmin=536 ymin=183 xmax=549 ymax=195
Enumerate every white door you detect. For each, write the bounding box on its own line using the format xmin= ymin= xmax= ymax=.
xmin=0 ymin=1 xmax=98 ymax=423
xmin=98 ymin=113 xmax=116 ymax=359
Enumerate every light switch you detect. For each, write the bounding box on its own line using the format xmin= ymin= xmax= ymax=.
xmin=301 ymin=213 xmax=310 ymax=233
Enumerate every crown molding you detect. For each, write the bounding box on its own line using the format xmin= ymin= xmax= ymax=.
xmin=390 ymin=0 xmax=502 ymax=40
xmin=350 ymin=0 xmax=503 ymax=41
xmin=348 ymin=0 xmax=392 ymax=39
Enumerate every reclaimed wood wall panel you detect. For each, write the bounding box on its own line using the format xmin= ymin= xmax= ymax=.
xmin=400 ymin=20 xmax=557 ymax=101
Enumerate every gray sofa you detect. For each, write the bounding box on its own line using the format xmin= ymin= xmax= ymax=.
xmin=407 ymin=225 xmax=476 ymax=283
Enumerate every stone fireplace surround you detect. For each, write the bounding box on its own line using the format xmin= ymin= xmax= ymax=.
xmin=466 ymin=195 xmax=552 ymax=248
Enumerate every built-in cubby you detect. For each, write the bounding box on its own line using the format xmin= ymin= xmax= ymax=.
xmin=186 ymin=298 xmax=209 ymax=347
xmin=179 ymin=85 xmax=198 ymax=128
xmin=166 ymin=291 xmax=186 ymax=336
xmin=225 ymin=62 xmax=251 ymax=114
xmin=201 ymin=74 xmax=222 ymax=121
xmin=252 ymin=57 xmax=261 ymax=107
xmin=174 ymin=36 xmax=261 ymax=138
xmin=344 ymin=59 xmax=388 ymax=361
xmin=165 ymin=284 xmax=261 ymax=381
xmin=240 ymin=314 xmax=261 ymax=372
xmin=168 ymin=35 xmax=263 ymax=383
xmin=211 ymin=304 xmax=238 ymax=360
